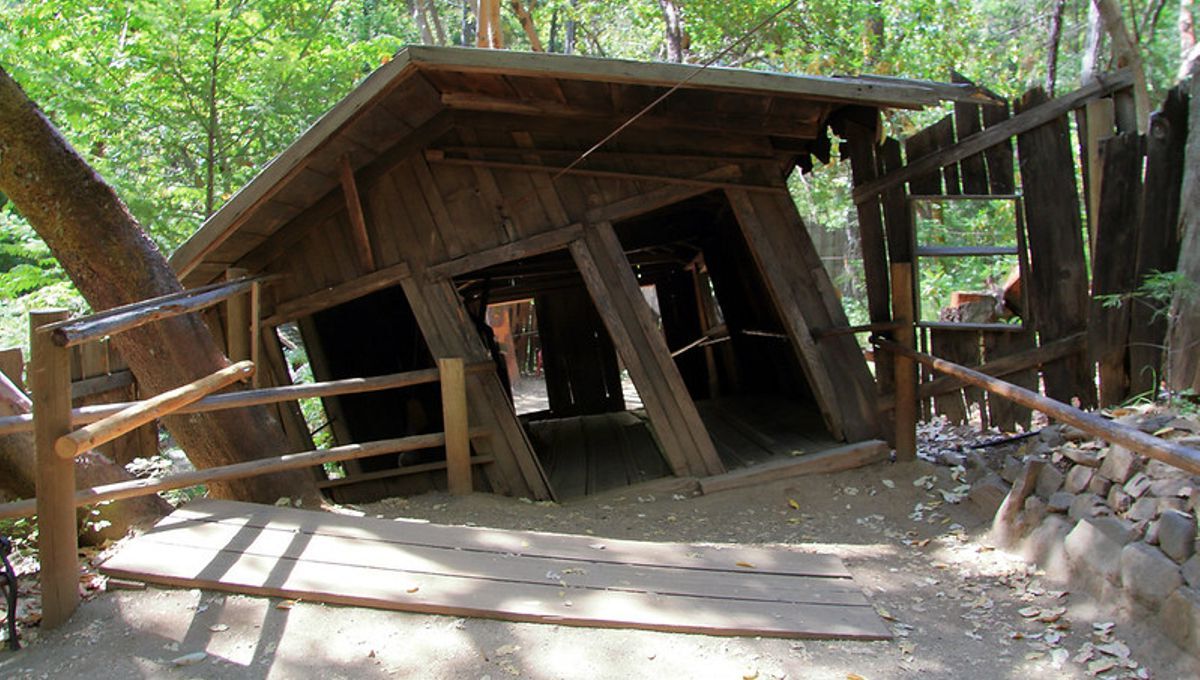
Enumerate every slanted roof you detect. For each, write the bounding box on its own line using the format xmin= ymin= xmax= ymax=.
xmin=170 ymin=45 xmax=990 ymax=286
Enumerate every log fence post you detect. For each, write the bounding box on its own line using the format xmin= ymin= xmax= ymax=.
xmin=890 ymin=263 xmax=917 ymax=461
xmin=30 ymin=309 xmax=78 ymax=628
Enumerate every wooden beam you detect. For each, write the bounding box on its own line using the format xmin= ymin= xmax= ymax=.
xmin=427 ymin=224 xmax=584 ymax=279
xmin=261 ymin=261 xmax=412 ymax=327
xmin=890 ymin=263 xmax=917 ymax=461
xmin=425 ymin=153 xmax=785 ymax=195
xmin=852 ymin=70 xmax=1134 ymax=203
xmin=45 ymin=276 xmax=278 ymax=348
xmin=439 ymin=357 xmax=471 ymax=495
xmin=0 ymin=430 xmax=490 ymax=520
xmin=434 ymin=145 xmax=780 ymax=167
xmin=70 ymin=370 xmax=134 ymax=400
xmin=225 ymin=268 xmax=252 ymax=362
xmin=699 ymin=440 xmax=890 ymax=495
xmin=317 ymin=454 xmax=495 ymax=490
xmin=585 ymin=166 xmax=742 ymax=224
xmin=55 ymin=361 xmax=255 ymax=459
xmin=570 ymin=223 xmax=725 ymax=477
xmin=339 ymin=155 xmax=376 ymax=272
xmin=873 ymin=337 xmax=1200 ymax=476
xmin=438 ymin=91 xmax=824 ymax=139
xmin=30 ymin=310 xmax=78 ymax=629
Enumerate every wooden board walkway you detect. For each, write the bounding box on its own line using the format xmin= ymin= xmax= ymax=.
xmin=101 ymin=499 xmax=890 ymax=640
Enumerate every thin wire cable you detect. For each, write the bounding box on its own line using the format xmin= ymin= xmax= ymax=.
xmin=547 ymin=0 xmax=801 ymax=186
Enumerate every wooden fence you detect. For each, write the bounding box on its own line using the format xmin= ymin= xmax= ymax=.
xmin=0 ymin=277 xmax=479 ymax=629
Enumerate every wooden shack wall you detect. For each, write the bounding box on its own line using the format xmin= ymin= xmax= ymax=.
xmin=242 ymin=110 xmax=883 ymax=496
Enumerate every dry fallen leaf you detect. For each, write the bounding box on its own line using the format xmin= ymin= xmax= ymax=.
xmin=736 ymin=561 xmax=756 ymax=569
xmin=788 ymin=498 xmax=801 ymax=510
xmin=275 ymin=600 xmax=296 ymax=610
xmin=406 ymin=586 xmax=420 ymax=593
xmin=208 ymin=624 xmax=229 ymax=633
xmin=1018 ymin=606 xmax=1041 ymax=618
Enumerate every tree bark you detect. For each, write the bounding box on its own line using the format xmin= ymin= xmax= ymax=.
xmin=1169 ymin=74 xmax=1200 ymax=394
xmin=508 ymin=1 xmax=543 ymax=51
xmin=476 ymin=0 xmax=503 ymax=48
xmin=1046 ymin=0 xmax=1068 ymax=96
xmin=658 ymin=0 xmax=685 ymax=63
xmin=1182 ymin=0 xmax=1200 ymax=78
xmin=1092 ymin=0 xmax=1151 ymax=131
xmin=0 ymin=372 xmax=170 ymax=542
xmin=0 ymin=66 xmax=320 ymax=505
xmin=413 ymin=0 xmax=436 ymax=44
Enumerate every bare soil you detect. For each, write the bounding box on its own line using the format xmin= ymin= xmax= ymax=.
xmin=1 ymin=458 xmax=1194 ymax=679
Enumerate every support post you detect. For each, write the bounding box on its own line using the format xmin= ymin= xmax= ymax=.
xmin=439 ymin=357 xmax=471 ymax=495
xmin=225 ymin=268 xmax=251 ymax=363
xmin=30 ymin=309 xmax=78 ymax=628
xmin=249 ymin=280 xmax=261 ymax=387
xmin=891 ymin=263 xmax=917 ymax=461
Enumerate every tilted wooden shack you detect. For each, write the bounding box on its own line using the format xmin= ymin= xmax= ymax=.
xmin=170 ymin=46 xmax=995 ymax=503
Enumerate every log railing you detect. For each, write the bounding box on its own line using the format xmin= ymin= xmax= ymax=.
xmin=3 ymin=276 xmax=481 ymax=630
xmin=872 ymin=336 xmax=1200 ymax=476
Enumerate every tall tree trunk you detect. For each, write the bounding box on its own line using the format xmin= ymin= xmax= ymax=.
xmin=0 ymin=67 xmax=320 ymax=505
xmin=1169 ymin=75 xmax=1200 ymax=394
xmin=1092 ymin=0 xmax=1151 ymax=131
xmin=476 ymin=0 xmax=503 ymax=48
xmin=1083 ymin=0 xmax=1105 ymax=82
xmin=564 ymin=0 xmax=577 ymax=54
xmin=428 ymin=0 xmax=448 ymax=45
xmin=865 ymin=0 xmax=885 ymax=66
xmin=1182 ymin=0 xmax=1200 ymax=78
xmin=658 ymin=0 xmax=685 ymax=63
xmin=1046 ymin=0 xmax=1068 ymax=95
xmin=508 ymin=1 xmax=543 ymax=50
xmin=0 ymin=373 xmax=171 ymax=542
xmin=413 ymin=0 xmax=436 ymax=43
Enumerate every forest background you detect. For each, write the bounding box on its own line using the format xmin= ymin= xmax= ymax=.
xmin=0 ymin=0 xmax=1194 ymax=350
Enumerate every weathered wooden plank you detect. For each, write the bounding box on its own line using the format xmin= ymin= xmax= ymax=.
xmin=262 ymin=262 xmax=412 ymax=327
xmin=339 ymin=155 xmax=377 ymax=273
xmin=853 ymin=70 xmax=1134 ymax=202
xmin=1130 ymin=86 xmax=1187 ymax=398
xmin=699 ymin=440 xmax=889 ymax=495
xmin=952 ymin=73 xmax=990 ymax=194
xmin=982 ymin=330 xmax=1036 ymax=431
xmin=842 ymin=123 xmax=893 ymax=399
xmin=930 ymin=330 xmax=971 ymax=424
xmin=1088 ymin=132 xmax=1144 ymax=406
xmin=569 ymin=223 xmax=725 ymax=477
xmin=428 ymin=224 xmax=583 ymax=279
xmin=1015 ymin=87 xmax=1095 ymax=408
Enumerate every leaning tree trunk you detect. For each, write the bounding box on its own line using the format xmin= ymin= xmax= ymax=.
xmin=0 ymin=66 xmax=319 ymax=505
xmin=1 ymin=373 xmax=171 ymax=542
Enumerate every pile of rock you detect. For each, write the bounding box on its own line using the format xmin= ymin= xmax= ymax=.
xmin=970 ymin=411 xmax=1200 ymax=656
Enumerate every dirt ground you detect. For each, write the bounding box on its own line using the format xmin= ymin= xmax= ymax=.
xmin=1 ymin=457 xmax=1195 ymax=679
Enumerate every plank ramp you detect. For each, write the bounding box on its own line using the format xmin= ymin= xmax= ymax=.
xmin=101 ymin=499 xmax=890 ymax=640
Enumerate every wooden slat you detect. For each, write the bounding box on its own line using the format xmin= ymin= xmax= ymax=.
xmin=262 ymin=262 xmax=412 ymax=327
xmin=853 ymin=70 xmax=1134 ymax=203
xmin=439 ymin=357 xmax=471 ymax=494
xmin=1015 ymin=87 xmax=1095 ymax=407
xmin=339 ymin=155 xmax=377 ymax=273
xmin=427 ymin=223 xmax=583 ymax=279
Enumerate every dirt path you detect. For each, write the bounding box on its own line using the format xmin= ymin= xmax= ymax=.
xmin=0 ymin=459 xmax=1192 ymax=679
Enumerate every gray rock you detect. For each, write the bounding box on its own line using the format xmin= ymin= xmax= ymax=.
xmin=1061 ymin=445 xmax=1102 ymax=468
xmin=1183 ymin=555 xmax=1200 ymax=589
xmin=1069 ymin=493 xmax=1105 ymax=521
xmin=1092 ymin=515 xmax=1139 ymax=545
xmin=1124 ymin=472 xmax=1153 ymax=498
xmin=1122 ymin=542 xmax=1183 ymax=608
xmin=1001 ymin=455 xmax=1024 ymax=484
xmin=968 ymin=474 xmax=1010 ymax=517
xmin=1146 ymin=459 xmax=1192 ymax=480
xmin=1161 ymin=586 xmax=1200 ymax=653
xmin=1158 ymin=510 xmax=1198 ymax=563
xmin=1088 ymin=475 xmax=1113 ymax=497
xmin=1060 ymin=425 xmax=1090 ymax=442
xmin=1160 ymin=497 xmax=1189 ymax=515
xmin=1023 ymin=496 xmax=1048 ymax=528
xmin=1047 ymin=491 xmax=1074 ymax=513
xmin=1150 ymin=477 xmax=1191 ymax=498
xmin=1023 ymin=515 xmax=1074 ymax=576
xmin=1036 ymin=465 xmax=1066 ymax=499
xmin=1038 ymin=425 xmax=1067 ymax=447
xmin=1107 ymin=485 xmax=1132 ymax=514
xmin=1099 ymin=446 xmax=1139 ymax=484
xmin=1127 ymin=496 xmax=1159 ymax=523
xmin=1147 ymin=519 xmax=1162 ymax=545
xmin=1064 ymin=465 xmax=1094 ymax=494
xmin=1065 ymin=517 xmax=1126 ymax=585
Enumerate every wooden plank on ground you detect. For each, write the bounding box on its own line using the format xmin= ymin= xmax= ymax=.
xmin=99 ymin=500 xmax=888 ymax=639
xmin=699 ymin=440 xmax=890 ymax=495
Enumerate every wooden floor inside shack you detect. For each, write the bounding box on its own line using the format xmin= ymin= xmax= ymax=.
xmin=526 ymin=396 xmax=841 ymax=500
xmin=100 ymin=499 xmax=890 ymax=640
